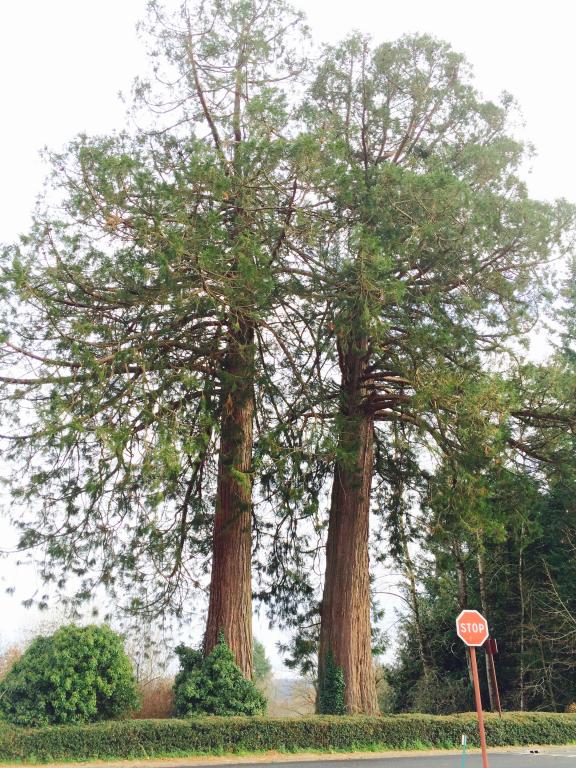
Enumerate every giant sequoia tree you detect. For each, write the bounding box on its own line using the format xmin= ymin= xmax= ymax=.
xmin=0 ymin=0 xmax=308 ymax=678
xmin=299 ymin=34 xmax=572 ymax=713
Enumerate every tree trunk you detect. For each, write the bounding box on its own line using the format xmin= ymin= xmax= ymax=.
xmin=538 ymin=638 xmax=557 ymax=711
xmin=400 ymin=514 xmax=433 ymax=680
xmin=453 ymin=539 xmax=468 ymax=610
xmin=452 ymin=539 xmax=474 ymax=687
xmin=476 ymin=538 xmax=495 ymax=712
xmin=318 ymin=344 xmax=379 ymax=715
xmin=518 ymin=525 xmax=526 ymax=711
xmin=204 ymin=321 xmax=254 ymax=679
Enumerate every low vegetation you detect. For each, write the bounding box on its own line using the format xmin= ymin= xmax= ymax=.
xmin=173 ymin=636 xmax=267 ymax=717
xmin=0 ymin=713 xmax=575 ymax=763
xmin=0 ymin=625 xmax=139 ymax=726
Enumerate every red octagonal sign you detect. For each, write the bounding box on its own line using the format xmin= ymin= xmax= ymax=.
xmin=456 ymin=609 xmax=489 ymax=647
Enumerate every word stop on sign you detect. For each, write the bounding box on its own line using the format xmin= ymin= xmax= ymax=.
xmin=456 ymin=609 xmax=489 ymax=647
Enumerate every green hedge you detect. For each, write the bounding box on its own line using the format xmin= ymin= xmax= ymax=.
xmin=1 ymin=713 xmax=576 ymax=763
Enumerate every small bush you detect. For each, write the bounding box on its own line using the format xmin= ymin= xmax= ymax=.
xmin=173 ymin=636 xmax=266 ymax=717
xmin=0 ymin=712 xmax=575 ymax=763
xmin=0 ymin=624 xmax=139 ymax=727
xmin=318 ymin=652 xmax=346 ymax=715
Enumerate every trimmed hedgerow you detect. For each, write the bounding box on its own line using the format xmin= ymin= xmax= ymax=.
xmin=0 ymin=713 xmax=575 ymax=763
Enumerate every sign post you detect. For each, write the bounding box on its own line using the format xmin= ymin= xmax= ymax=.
xmin=485 ymin=637 xmax=502 ymax=718
xmin=456 ymin=609 xmax=490 ymax=768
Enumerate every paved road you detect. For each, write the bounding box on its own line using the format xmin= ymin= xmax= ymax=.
xmin=154 ymin=754 xmax=576 ymax=768
xmin=310 ymin=753 xmax=576 ymax=767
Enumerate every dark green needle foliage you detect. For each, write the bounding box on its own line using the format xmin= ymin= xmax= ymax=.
xmin=0 ymin=0 xmax=310 ymax=623
xmin=173 ymin=635 xmax=266 ymax=716
xmin=0 ymin=625 xmax=139 ymax=727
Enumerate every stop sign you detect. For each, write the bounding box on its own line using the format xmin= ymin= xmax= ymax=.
xmin=456 ymin=609 xmax=489 ymax=647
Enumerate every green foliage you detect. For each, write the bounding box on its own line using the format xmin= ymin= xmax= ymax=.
xmin=270 ymin=28 xmax=575 ymax=690
xmin=374 ymin=666 xmax=394 ymax=714
xmin=385 ymin=449 xmax=576 ymax=714
xmin=253 ymin=639 xmax=272 ymax=683
xmin=173 ymin=637 xmax=266 ymax=717
xmin=318 ymin=652 xmax=346 ymax=715
xmin=408 ymin=673 xmax=473 ymax=716
xmin=0 ymin=625 xmax=139 ymax=727
xmin=0 ymin=0 xmax=311 ymax=620
xmin=0 ymin=0 xmax=575 ymax=720
xmin=1 ymin=713 xmax=576 ymax=762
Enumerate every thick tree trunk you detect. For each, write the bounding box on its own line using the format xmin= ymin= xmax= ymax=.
xmin=204 ymin=322 xmax=254 ymax=679
xmin=318 ymin=344 xmax=379 ymax=715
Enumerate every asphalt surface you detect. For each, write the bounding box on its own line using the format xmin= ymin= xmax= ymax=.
xmin=315 ymin=753 xmax=576 ymax=767
xmin=154 ymin=754 xmax=576 ymax=768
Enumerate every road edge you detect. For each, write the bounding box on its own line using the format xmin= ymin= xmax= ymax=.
xmin=9 ymin=744 xmax=576 ymax=768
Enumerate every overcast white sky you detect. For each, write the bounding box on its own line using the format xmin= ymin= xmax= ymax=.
xmin=0 ymin=0 xmax=575 ymax=671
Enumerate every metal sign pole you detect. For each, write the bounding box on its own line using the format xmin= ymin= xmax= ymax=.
xmin=470 ymin=646 xmax=489 ymax=768
xmin=456 ymin=610 xmax=491 ymax=768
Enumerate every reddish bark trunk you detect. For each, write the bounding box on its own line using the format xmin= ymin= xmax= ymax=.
xmin=318 ymin=344 xmax=379 ymax=715
xmin=204 ymin=322 xmax=254 ymax=679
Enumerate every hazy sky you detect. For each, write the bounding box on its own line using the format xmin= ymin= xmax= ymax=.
xmin=0 ymin=0 xmax=575 ymax=669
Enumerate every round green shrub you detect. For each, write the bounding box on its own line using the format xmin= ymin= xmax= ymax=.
xmin=174 ymin=635 xmax=266 ymax=716
xmin=0 ymin=624 xmax=139 ymax=726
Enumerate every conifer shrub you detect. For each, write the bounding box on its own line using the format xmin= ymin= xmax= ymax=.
xmin=0 ymin=625 xmax=139 ymax=727
xmin=173 ymin=635 xmax=266 ymax=716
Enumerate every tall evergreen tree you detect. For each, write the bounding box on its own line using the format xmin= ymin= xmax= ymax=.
xmin=300 ymin=33 xmax=573 ymax=713
xmin=0 ymin=0 xmax=308 ymax=678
